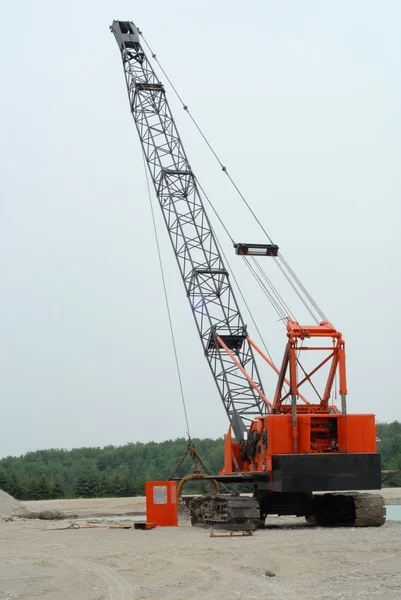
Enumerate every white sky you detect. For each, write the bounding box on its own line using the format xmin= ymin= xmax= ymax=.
xmin=1 ymin=0 xmax=400 ymax=457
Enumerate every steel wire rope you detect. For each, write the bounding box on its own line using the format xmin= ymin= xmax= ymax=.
xmin=241 ymin=257 xmax=288 ymax=322
xmin=141 ymin=151 xmax=191 ymax=438
xmin=249 ymin=255 xmax=297 ymax=322
xmin=197 ymin=183 xmax=290 ymax=394
xmin=140 ymin=31 xmax=327 ymax=323
xmin=196 ymin=174 xmax=289 ymax=325
xmin=140 ymin=33 xmax=275 ymax=245
xmin=196 ymin=178 xmax=235 ymax=244
xmin=197 ymin=175 xmax=294 ymax=333
xmin=244 ymin=260 xmax=286 ymax=321
xmin=139 ymin=32 xmax=321 ymax=401
xmin=212 ymin=234 xmax=289 ymax=396
xmin=248 ymin=260 xmax=321 ymax=403
xmin=212 ymin=225 xmax=279 ymax=369
xmin=278 ymin=254 xmax=328 ymax=322
xmin=137 ymin=41 xmax=284 ymax=416
xmin=273 ymin=257 xmax=319 ymax=324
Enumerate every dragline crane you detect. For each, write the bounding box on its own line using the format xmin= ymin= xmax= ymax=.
xmin=110 ymin=20 xmax=385 ymax=529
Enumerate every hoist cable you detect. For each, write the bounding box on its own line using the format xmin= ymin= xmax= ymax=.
xmin=273 ymin=257 xmax=320 ymax=324
xmin=196 ymin=179 xmax=235 ymax=244
xmin=198 ymin=182 xmax=292 ymax=327
xmin=249 ymin=255 xmax=297 ymax=322
xmin=140 ymin=32 xmax=327 ymax=324
xmin=278 ymin=253 xmax=328 ymax=322
xmin=200 ymin=187 xmax=289 ymax=393
xmin=195 ymin=178 xmax=291 ymax=325
xmin=241 ymin=257 xmax=288 ymax=322
xmin=140 ymin=33 xmax=275 ymax=244
xmin=243 ymin=258 xmax=286 ymax=321
xmin=212 ymin=228 xmax=289 ymax=395
xmin=214 ymin=234 xmax=276 ymax=366
xmin=141 ymin=151 xmax=191 ymax=438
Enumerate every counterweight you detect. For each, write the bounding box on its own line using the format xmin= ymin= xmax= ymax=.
xmin=110 ymin=21 xmax=268 ymax=438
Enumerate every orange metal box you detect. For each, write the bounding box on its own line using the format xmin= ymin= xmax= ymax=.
xmin=338 ymin=414 xmax=376 ymax=453
xmin=145 ymin=481 xmax=178 ymax=527
xmin=267 ymin=414 xmax=293 ymax=454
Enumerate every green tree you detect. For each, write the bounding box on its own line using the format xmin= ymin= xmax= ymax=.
xmin=52 ymin=480 xmax=66 ymax=499
xmin=7 ymin=472 xmax=24 ymax=499
xmin=37 ymin=475 xmax=53 ymax=500
xmin=0 ymin=468 xmax=9 ymax=493
xmin=74 ymin=475 xmax=91 ymax=498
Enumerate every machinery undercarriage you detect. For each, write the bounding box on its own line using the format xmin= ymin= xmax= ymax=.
xmin=190 ymin=495 xmax=260 ymax=531
xmin=188 ymin=450 xmax=385 ymax=529
xmin=190 ymin=491 xmax=386 ymax=530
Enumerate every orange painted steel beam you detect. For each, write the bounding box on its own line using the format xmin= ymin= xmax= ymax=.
xmin=294 ymin=347 xmax=335 ymax=351
xmin=287 ymin=320 xmax=341 ymax=340
xmin=216 ymin=336 xmax=273 ymax=410
xmin=278 ymin=352 xmax=334 ymax=405
xmin=339 ymin=344 xmax=347 ymax=395
xmin=273 ymin=344 xmax=290 ymax=408
xmin=289 ymin=346 xmax=298 ymax=395
xmin=247 ymin=337 xmax=310 ymax=405
xmin=322 ymin=348 xmax=340 ymax=409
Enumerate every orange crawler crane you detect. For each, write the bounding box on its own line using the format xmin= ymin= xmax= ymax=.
xmin=212 ymin=320 xmax=383 ymax=528
xmin=111 ymin=20 xmax=385 ymax=529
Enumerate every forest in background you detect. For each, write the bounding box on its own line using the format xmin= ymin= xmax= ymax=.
xmin=0 ymin=422 xmax=400 ymax=501
xmin=0 ymin=438 xmax=223 ymax=501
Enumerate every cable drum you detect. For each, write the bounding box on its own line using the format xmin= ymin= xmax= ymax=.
xmin=246 ymin=430 xmax=260 ymax=460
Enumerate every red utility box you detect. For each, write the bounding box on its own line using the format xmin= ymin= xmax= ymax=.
xmin=145 ymin=481 xmax=178 ymax=527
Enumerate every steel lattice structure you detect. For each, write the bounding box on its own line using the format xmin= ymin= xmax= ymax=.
xmin=111 ymin=21 xmax=269 ymax=439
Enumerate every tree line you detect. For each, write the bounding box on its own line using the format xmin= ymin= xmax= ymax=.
xmin=0 ymin=437 xmax=224 ymax=501
xmin=1 ymin=423 xmax=401 ymax=501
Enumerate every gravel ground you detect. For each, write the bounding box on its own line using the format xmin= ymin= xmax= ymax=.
xmin=0 ymin=489 xmax=26 ymax=518
xmin=0 ymin=494 xmax=400 ymax=600
xmin=1 ymin=515 xmax=401 ymax=600
xmin=23 ymin=495 xmax=147 ymax=518
xmin=21 ymin=487 xmax=401 ymax=518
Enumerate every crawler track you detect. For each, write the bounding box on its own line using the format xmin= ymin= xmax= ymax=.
xmin=352 ymin=492 xmax=386 ymax=527
xmin=309 ymin=492 xmax=386 ymax=527
xmin=190 ymin=492 xmax=386 ymax=529
xmin=190 ymin=494 xmax=260 ymax=531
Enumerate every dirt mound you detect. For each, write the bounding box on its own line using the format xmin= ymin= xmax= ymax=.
xmin=25 ymin=510 xmax=66 ymax=520
xmin=0 ymin=489 xmax=26 ymax=517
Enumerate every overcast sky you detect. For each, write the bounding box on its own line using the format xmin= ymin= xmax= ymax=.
xmin=1 ymin=1 xmax=400 ymax=458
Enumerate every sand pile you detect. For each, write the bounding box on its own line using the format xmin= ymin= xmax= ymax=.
xmin=0 ymin=489 xmax=26 ymax=517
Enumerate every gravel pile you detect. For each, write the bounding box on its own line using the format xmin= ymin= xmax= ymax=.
xmin=0 ymin=489 xmax=26 ymax=517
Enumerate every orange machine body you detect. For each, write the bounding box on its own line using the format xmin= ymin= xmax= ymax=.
xmin=220 ymin=318 xmax=378 ymax=484
xmin=221 ymin=413 xmax=377 ymax=476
